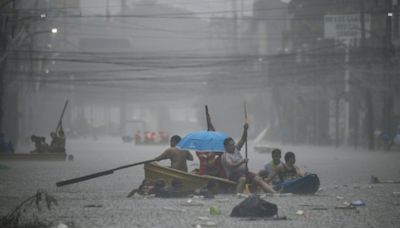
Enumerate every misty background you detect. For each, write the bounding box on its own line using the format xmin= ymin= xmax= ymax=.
xmin=0 ymin=0 xmax=399 ymax=151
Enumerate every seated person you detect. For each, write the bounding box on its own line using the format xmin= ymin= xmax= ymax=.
xmin=205 ymin=152 xmax=226 ymax=178
xmin=30 ymin=135 xmax=42 ymax=153
xmin=257 ymin=149 xmax=283 ymax=184
xmin=196 ymin=151 xmax=226 ymax=178
xmin=39 ymin=137 xmax=50 ymax=153
xmin=154 ymin=135 xmax=193 ymax=172
xmin=50 ymin=127 xmax=66 ymax=153
xmin=30 ymin=135 xmax=50 ymax=153
xmin=266 ymin=151 xmax=306 ymax=184
xmin=221 ymin=123 xmax=275 ymax=194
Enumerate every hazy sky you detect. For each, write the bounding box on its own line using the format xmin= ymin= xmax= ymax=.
xmin=80 ymin=0 xmax=256 ymax=17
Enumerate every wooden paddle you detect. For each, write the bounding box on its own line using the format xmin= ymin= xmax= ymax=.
xmin=55 ymin=100 xmax=69 ymax=132
xmin=205 ymin=105 xmax=215 ymax=131
xmin=56 ymin=159 xmax=158 ymax=187
xmin=243 ymin=100 xmax=248 ymax=171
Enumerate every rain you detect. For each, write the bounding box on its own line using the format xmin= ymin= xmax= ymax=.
xmin=0 ymin=0 xmax=400 ymax=227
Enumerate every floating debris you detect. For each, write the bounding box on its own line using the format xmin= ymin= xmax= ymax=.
xmin=370 ymin=175 xmax=400 ymax=184
xmin=334 ymin=205 xmax=356 ymax=210
xmin=370 ymin=175 xmax=380 ymax=184
xmin=84 ymin=204 xmax=103 ymax=208
xmin=55 ymin=222 xmax=69 ymax=228
xmin=343 ymin=201 xmax=351 ymax=206
xmin=216 ymin=198 xmax=229 ymax=203
xmin=240 ymin=216 xmax=289 ymax=221
xmin=299 ymin=204 xmax=325 ymax=207
xmin=181 ymin=199 xmax=204 ymax=206
xmin=274 ymin=193 xmax=293 ymax=197
xmin=197 ymin=217 xmax=210 ymax=221
xmin=194 ymin=221 xmax=218 ymax=227
xmin=336 ymin=196 xmax=344 ymax=200
xmin=144 ymin=194 xmax=155 ymax=199
xmin=162 ymin=207 xmax=186 ymax=212
xmin=296 ymin=210 xmax=304 ymax=215
xmin=263 ymin=193 xmax=293 ymax=198
xmin=236 ymin=193 xmax=249 ymax=199
xmin=351 ymin=200 xmax=366 ymax=207
xmin=209 ymin=207 xmax=221 ymax=215
xmin=310 ymin=207 xmax=328 ymax=211
xmin=192 ymin=195 xmax=204 ymax=199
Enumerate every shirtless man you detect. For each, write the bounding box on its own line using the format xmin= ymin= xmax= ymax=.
xmin=154 ymin=135 xmax=193 ymax=172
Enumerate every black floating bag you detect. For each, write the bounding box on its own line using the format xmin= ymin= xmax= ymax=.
xmin=230 ymin=195 xmax=278 ymax=217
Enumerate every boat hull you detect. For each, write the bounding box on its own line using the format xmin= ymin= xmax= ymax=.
xmin=144 ymin=163 xmax=236 ymax=194
xmin=0 ymin=153 xmax=70 ymax=161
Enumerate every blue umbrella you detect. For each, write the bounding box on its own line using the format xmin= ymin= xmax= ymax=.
xmin=177 ymin=130 xmax=228 ymax=153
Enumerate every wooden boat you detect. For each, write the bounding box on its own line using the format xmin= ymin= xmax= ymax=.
xmin=0 ymin=152 xmax=73 ymax=161
xmin=253 ymin=126 xmax=277 ymax=153
xmin=144 ymin=163 xmax=236 ymax=194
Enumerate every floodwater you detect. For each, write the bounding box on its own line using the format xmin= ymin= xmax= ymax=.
xmin=1 ymin=137 xmax=400 ymax=227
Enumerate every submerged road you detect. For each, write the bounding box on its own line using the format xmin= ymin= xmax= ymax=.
xmin=1 ymin=137 xmax=399 ymax=227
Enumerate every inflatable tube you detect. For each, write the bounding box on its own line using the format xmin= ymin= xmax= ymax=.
xmin=273 ymin=174 xmax=320 ymax=194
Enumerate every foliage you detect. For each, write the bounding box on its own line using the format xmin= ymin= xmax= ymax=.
xmin=0 ymin=190 xmax=58 ymax=228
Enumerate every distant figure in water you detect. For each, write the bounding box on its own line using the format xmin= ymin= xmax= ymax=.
xmin=0 ymin=133 xmax=14 ymax=154
xmin=50 ymin=126 xmax=66 ymax=153
xmin=134 ymin=130 xmax=142 ymax=144
xmin=154 ymin=135 xmax=193 ymax=172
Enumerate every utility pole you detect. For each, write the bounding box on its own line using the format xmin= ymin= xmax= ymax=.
xmin=360 ymin=0 xmax=375 ymax=151
xmin=106 ymin=0 xmax=110 ymax=20
xmin=240 ymin=0 xmax=244 ymax=18
xmin=394 ymin=1 xmax=399 ymax=39
xmin=335 ymin=92 xmax=339 ymax=147
xmin=343 ymin=41 xmax=350 ymax=146
xmin=231 ymin=0 xmax=238 ymax=52
xmin=0 ymin=3 xmax=7 ymax=132
xmin=382 ymin=0 xmax=394 ymax=150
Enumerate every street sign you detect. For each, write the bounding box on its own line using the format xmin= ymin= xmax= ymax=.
xmin=324 ymin=14 xmax=370 ymax=40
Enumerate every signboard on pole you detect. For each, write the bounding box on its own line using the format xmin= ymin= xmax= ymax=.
xmin=324 ymin=14 xmax=370 ymax=40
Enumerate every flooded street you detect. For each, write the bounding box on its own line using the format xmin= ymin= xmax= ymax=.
xmin=1 ymin=0 xmax=400 ymax=227
xmin=1 ymin=138 xmax=400 ymax=227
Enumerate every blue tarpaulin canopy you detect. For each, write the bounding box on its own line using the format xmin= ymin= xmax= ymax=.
xmin=177 ymin=130 xmax=228 ymax=153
